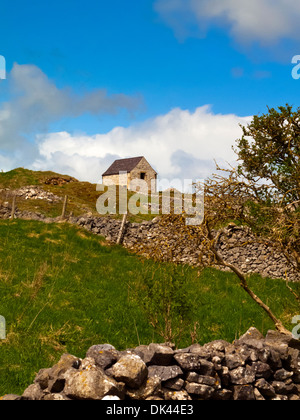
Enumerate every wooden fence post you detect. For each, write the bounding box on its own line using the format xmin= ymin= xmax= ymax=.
xmin=117 ymin=213 xmax=127 ymax=245
xmin=10 ymin=194 xmax=16 ymax=220
xmin=61 ymin=195 xmax=68 ymax=220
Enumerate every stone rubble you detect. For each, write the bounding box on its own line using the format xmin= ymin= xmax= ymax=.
xmin=13 ymin=186 xmax=62 ymax=202
xmin=2 ymin=328 xmax=300 ymax=401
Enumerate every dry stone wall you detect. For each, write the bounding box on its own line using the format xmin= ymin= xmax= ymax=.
xmin=0 ymin=202 xmax=298 ymax=281
xmin=74 ymin=214 xmax=299 ymax=282
xmin=2 ymin=328 xmax=300 ymax=400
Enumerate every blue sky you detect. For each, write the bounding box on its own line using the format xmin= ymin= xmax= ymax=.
xmin=0 ymin=0 xmax=300 ymax=182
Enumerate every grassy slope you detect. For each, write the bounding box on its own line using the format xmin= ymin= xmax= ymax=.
xmin=0 ymin=219 xmax=299 ymax=395
xmin=0 ymin=168 xmax=154 ymax=222
xmin=0 ymin=167 xmax=99 ymax=217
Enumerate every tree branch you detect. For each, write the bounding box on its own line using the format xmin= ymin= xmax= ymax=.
xmin=206 ymin=222 xmax=291 ymax=335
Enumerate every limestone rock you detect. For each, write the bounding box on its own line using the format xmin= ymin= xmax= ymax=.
xmin=86 ymin=345 xmax=119 ymax=370
xmin=233 ymin=385 xmax=255 ymax=400
xmin=111 ymin=354 xmax=148 ymax=389
xmin=134 ymin=343 xmax=174 ymax=366
xmin=255 ymin=378 xmax=276 ymax=398
xmin=184 ymin=382 xmax=215 ymax=399
xmin=0 ymin=394 xmax=21 ymax=401
xmin=164 ymin=390 xmax=192 ymax=400
xmin=21 ymin=384 xmax=44 ymax=400
xmin=148 ymin=365 xmax=183 ymax=382
xmin=126 ymin=377 xmax=161 ymax=400
xmin=63 ymin=366 xmax=123 ymax=400
xmin=173 ymin=353 xmax=202 ymax=372
xmin=229 ymin=366 xmax=256 ymax=385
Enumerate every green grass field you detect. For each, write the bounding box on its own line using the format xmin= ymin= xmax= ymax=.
xmin=0 ymin=218 xmax=299 ymax=395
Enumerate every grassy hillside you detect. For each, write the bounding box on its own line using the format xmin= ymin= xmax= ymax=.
xmin=0 ymin=167 xmax=99 ymax=218
xmin=0 ymin=218 xmax=299 ymax=395
xmin=0 ymin=167 xmax=154 ymax=222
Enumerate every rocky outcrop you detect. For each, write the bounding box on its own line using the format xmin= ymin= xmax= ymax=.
xmin=2 ymin=328 xmax=300 ymax=401
xmin=44 ymin=176 xmax=77 ymax=186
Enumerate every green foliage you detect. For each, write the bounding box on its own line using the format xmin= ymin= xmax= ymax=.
xmin=235 ymin=104 xmax=300 ymax=203
xmin=230 ymin=105 xmax=300 ymax=272
xmin=134 ymin=264 xmax=197 ymax=343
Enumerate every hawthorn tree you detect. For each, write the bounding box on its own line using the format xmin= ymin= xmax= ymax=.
xmin=235 ymin=104 xmax=300 ymax=205
xmin=233 ymin=104 xmax=300 ymax=271
xmin=195 ymin=105 xmax=300 ymax=334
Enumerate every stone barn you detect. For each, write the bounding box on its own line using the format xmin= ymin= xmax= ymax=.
xmin=102 ymin=156 xmax=157 ymax=192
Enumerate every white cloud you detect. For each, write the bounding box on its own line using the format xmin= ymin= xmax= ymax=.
xmin=154 ymin=0 xmax=300 ymax=45
xmin=0 ymin=63 xmax=142 ymax=161
xmin=0 ymin=64 xmax=252 ymax=184
xmin=32 ymin=106 xmax=251 ymax=183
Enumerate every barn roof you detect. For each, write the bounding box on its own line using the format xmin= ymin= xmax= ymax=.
xmin=102 ymin=156 xmax=145 ymax=176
